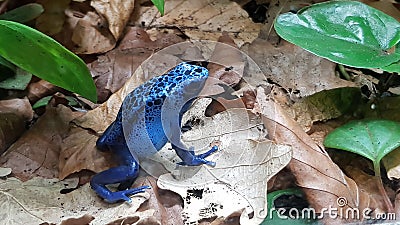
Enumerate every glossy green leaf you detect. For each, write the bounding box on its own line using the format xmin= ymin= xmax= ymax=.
xmin=151 ymin=0 xmax=165 ymax=16
xmin=0 ymin=68 xmax=31 ymax=90
xmin=0 ymin=20 xmax=97 ymax=102
xmin=274 ymin=1 xmax=400 ymax=70
xmin=0 ymin=3 xmax=44 ymax=23
xmin=324 ymin=120 xmax=400 ymax=164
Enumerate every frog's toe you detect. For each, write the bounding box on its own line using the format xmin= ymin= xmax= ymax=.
xmin=174 ymin=145 xmax=219 ymax=166
xmin=124 ymin=185 xmax=151 ymax=195
xmin=204 ymin=160 xmax=216 ymax=167
xmin=104 ymin=192 xmax=131 ymax=203
xmin=197 ymin=145 xmax=218 ymax=158
xmin=104 ymin=186 xmax=151 ymax=203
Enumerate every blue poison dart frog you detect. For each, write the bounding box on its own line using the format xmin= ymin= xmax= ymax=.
xmin=91 ymin=62 xmax=219 ymax=203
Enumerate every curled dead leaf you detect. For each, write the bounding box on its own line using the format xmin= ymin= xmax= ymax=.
xmin=253 ymin=87 xmax=375 ymax=223
xmin=91 ymin=0 xmax=135 ymax=40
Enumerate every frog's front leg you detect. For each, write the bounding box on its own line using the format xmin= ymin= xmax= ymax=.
xmin=172 ymin=143 xmax=218 ymax=167
xmin=166 ymin=110 xmax=219 ymax=167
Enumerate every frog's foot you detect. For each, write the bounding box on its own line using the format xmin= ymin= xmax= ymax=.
xmin=103 ymin=186 xmax=151 ymax=203
xmin=174 ymin=145 xmax=218 ymax=167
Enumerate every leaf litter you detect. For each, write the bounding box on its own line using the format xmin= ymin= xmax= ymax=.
xmin=2 ymin=0 xmax=400 ymax=224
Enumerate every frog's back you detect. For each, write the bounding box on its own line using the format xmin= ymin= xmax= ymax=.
xmin=121 ymin=62 xmax=209 ymax=160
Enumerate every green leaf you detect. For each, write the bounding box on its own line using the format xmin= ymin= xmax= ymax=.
xmin=151 ymin=0 xmax=165 ymax=16
xmin=0 ymin=3 xmax=44 ymax=23
xmin=32 ymin=95 xmax=79 ymax=109
xmin=0 ymin=20 xmax=97 ymax=102
xmin=32 ymin=96 xmax=52 ymax=109
xmin=324 ymin=120 xmax=400 ymax=164
xmin=382 ymin=61 xmax=400 ymax=73
xmin=0 ymin=68 xmax=32 ymax=90
xmin=274 ymin=1 xmax=400 ymax=70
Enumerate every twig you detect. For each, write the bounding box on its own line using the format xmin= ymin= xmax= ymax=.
xmin=373 ymin=161 xmax=394 ymax=213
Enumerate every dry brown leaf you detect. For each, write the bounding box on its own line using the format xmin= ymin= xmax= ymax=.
xmin=0 ymin=177 xmax=151 ymax=225
xmin=204 ymin=32 xmax=244 ymax=97
xmin=53 ymin=3 xmax=90 ymax=51
xmin=253 ymin=87 xmax=374 ymax=224
xmin=1 ymin=105 xmax=74 ymax=181
xmin=27 ymin=80 xmax=60 ymax=103
xmin=273 ymin=86 xmax=361 ymax=132
xmin=0 ymin=98 xmax=33 ymax=155
xmin=136 ymin=176 xmax=184 ymax=225
xmin=89 ymin=27 xmax=184 ymax=102
xmin=0 ymin=98 xmax=33 ymax=121
xmin=204 ymin=90 xmax=256 ymax=117
xmin=59 ymin=126 xmax=112 ymax=179
xmin=35 ymin=0 xmax=71 ymax=35
xmin=132 ymin=0 xmax=261 ymax=47
xmin=63 ymin=0 xmax=135 ymax=54
xmin=71 ymin=11 xmax=116 ymax=54
xmin=345 ymin=165 xmax=390 ymax=213
xmin=153 ymin=106 xmax=291 ymax=225
xmin=91 ymin=0 xmax=135 ymax=40
xmin=241 ymin=39 xmax=356 ymax=97
xmin=384 ymin=149 xmax=400 ymax=180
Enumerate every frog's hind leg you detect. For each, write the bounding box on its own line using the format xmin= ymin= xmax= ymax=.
xmin=90 ymin=162 xmax=150 ymax=203
xmin=172 ymin=143 xmax=218 ymax=167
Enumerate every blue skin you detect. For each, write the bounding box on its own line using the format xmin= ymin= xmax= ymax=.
xmin=91 ymin=62 xmax=218 ymax=203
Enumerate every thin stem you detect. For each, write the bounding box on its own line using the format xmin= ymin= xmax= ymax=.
xmin=338 ymin=64 xmax=351 ymax=81
xmin=374 ymin=161 xmax=394 ymax=213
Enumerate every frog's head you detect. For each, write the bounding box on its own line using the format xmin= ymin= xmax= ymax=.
xmin=167 ymin=62 xmax=209 ymax=92
xmin=168 ymin=62 xmax=208 ymax=80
